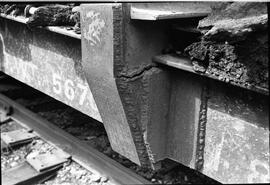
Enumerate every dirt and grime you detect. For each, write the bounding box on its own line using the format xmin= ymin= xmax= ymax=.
xmin=0 ymin=3 xmax=81 ymax=34
xmin=183 ymin=2 xmax=268 ymax=91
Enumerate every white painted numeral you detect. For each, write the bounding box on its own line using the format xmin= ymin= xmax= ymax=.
xmin=52 ymin=73 xmax=88 ymax=106
xmin=77 ymin=83 xmax=88 ymax=105
xmin=64 ymin=79 xmax=75 ymax=100
xmin=52 ymin=74 xmax=62 ymax=94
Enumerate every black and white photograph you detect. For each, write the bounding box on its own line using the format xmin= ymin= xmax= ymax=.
xmin=0 ymin=0 xmax=269 ymax=184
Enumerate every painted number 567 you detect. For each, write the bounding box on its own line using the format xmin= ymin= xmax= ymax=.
xmin=52 ymin=73 xmax=88 ymax=105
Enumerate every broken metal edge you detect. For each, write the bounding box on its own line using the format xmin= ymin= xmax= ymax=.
xmin=153 ymin=54 xmax=269 ymax=96
xmin=0 ymin=14 xmax=81 ymax=40
xmin=0 ymin=93 xmax=151 ymax=185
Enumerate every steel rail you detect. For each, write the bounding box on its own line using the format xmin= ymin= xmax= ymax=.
xmin=0 ymin=93 xmax=151 ymax=185
xmin=0 ymin=14 xmax=81 ymax=39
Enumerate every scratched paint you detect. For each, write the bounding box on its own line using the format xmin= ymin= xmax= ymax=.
xmin=82 ymin=11 xmax=105 ymax=46
xmin=204 ymin=105 xmax=269 ymax=183
xmin=0 ymin=19 xmax=101 ymax=122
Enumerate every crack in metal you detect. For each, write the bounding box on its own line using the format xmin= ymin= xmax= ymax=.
xmin=116 ymin=64 xmax=157 ymax=79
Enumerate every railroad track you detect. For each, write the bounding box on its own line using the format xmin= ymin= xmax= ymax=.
xmin=0 ymin=92 xmax=150 ymax=185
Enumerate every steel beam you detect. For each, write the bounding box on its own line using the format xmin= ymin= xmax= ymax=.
xmin=80 ymin=3 xmax=171 ymax=167
xmin=149 ymin=65 xmax=269 ymax=183
xmin=202 ymin=80 xmax=269 ymax=183
xmin=1 ymin=3 xmax=269 ymax=183
xmin=0 ymin=17 xmax=101 ymax=122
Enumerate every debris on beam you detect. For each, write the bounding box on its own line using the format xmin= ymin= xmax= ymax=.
xmin=184 ymin=2 xmax=268 ymax=91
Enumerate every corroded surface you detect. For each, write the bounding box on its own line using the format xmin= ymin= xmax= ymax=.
xmin=26 ymin=5 xmax=79 ymax=29
xmin=116 ymin=67 xmax=171 ymax=168
xmin=195 ymin=85 xmax=208 ymax=171
xmin=81 ymin=3 xmax=172 ymax=168
xmin=0 ymin=18 xmax=101 ymax=122
xmin=166 ymin=70 xmax=202 ymax=168
xmin=113 ymin=4 xmax=171 ymax=168
xmin=203 ymin=81 xmax=269 ymax=183
xmin=184 ymin=2 xmax=268 ymax=93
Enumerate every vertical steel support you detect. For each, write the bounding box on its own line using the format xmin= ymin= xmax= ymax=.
xmin=80 ymin=3 xmax=171 ymax=167
xmin=80 ymin=4 xmax=141 ymax=165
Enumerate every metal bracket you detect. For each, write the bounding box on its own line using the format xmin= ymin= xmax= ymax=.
xmin=1 ymin=129 xmax=37 ymax=147
xmin=2 ymin=161 xmax=61 ymax=185
xmin=27 ymin=149 xmax=70 ymax=172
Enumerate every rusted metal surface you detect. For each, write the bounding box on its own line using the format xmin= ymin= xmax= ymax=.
xmin=203 ymin=81 xmax=269 ymax=183
xmin=111 ymin=3 xmax=171 ymax=168
xmin=0 ymin=3 xmax=268 ymax=183
xmin=195 ymin=84 xmax=208 ymax=171
xmin=161 ymin=71 xmax=269 ymax=183
xmin=143 ymin=57 xmax=269 ymax=183
xmin=153 ymin=54 xmax=269 ymax=95
xmin=0 ymin=14 xmax=81 ymax=39
xmin=81 ymin=3 xmax=173 ymax=168
xmin=0 ymin=18 xmax=101 ymax=122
